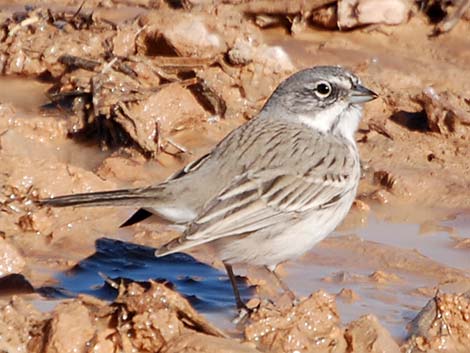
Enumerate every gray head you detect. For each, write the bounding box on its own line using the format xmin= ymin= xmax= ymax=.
xmin=262 ymin=66 xmax=377 ymax=143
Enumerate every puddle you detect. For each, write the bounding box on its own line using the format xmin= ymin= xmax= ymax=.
xmin=37 ymin=238 xmax=253 ymax=331
xmin=30 ymin=214 xmax=470 ymax=340
xmin=24 ymin=213 xmax=470 ymax=340
xmin=284 ymin=213 xmax=470 ymax=340
xmin=0 ymin=77 xmax=50 ymax=112
xmin=443 ymin=212 xmax=470 ymax=237
xmin=285 ymin=254 xmax=428 ymax=340
xmin=359 ymin=216 xmax=470 ymax=272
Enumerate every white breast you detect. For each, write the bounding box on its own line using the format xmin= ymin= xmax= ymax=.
xmin=214 ymin=187 xmax=357 ymax=268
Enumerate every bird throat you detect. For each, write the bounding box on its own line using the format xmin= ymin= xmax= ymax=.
xmin=296 ymin=104 xmax=361 ymax=144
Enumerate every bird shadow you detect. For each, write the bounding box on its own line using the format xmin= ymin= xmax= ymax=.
xmin=37 ymin=238 xmax=253 ymax=312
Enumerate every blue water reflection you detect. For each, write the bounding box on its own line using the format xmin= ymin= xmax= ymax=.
xmin=40 ymin=238 xmax=253 ymax=312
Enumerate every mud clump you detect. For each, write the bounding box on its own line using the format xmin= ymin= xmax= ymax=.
xmin=244 ymin=290 xmax=405 ymax=353
xmin=404 ymin=291 xmax=470 ymax=353
xmin=0 ymin=281 xmax=260 ymax=353
xmin=2 ymin=282 xmax=453 ymax=353
xmin=0 ymin=5 xmax=293 ymax=157
xmin=345 ymin=315 xmax=401 ymax=353
xmin=0 ymin=297 xmax=43 ymax=353
xmin=0 ymin=237 xmax=25 ymax=276
xmin=414 ymin=87 xmax=470 ymax=135
xmin=245 ymin=291 xmax=344 ymax=352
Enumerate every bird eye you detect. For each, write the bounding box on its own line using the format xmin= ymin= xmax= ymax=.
xmin=314 ymin=81 xmax=332 ymax=98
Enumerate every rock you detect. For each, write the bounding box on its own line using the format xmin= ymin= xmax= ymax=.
xmin=0 ymin=297 xmax=43 ymax=353
xmin=44 ymin=301 xmax=96 ymax=353
xmin=245 ymin=290 xmax=347 ymax=353
xmin=404 ymin=291 xmax=470 ymax=353
xmin=160 ymin=16 xmax=227 ymax=59
xmin=0 ymin=237 xmax=25 ymax=276
xmin=344 ymin=314 xmax=401 ymax=353
xmin=311 ymin=4 xmax=338 ymax=29
xmin=338 ymin=0 xmax=411 ymax=29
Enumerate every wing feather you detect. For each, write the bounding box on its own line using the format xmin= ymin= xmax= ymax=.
xmin=156 ymin=169 xmax=354 ymax=256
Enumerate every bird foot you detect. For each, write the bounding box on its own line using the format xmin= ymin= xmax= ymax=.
xmin=232 ymin=306 xmax=251 ymax=324
xmin=231 ymin=300 xmax=261 ymax=325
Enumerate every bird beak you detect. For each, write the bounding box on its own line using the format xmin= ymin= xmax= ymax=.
xmin=349 ymin=84 xmax=378 ymax=104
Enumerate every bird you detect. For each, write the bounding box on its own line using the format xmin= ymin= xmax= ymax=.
xmin=39 ymin=66 xmax=377 ymax=313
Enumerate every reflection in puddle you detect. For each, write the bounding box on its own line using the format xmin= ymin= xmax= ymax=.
xmin=39 ymin=238 xmax=253 ymax=315
xmin=359 ymin=217 xmax=470 ymax=272
xmin=285 ymin=214 xmax=470 ymax=340
xmin=32 ymin=215 xmax=470 ymax=339
xmin=285 ymin=260 xmax=426 ymax=340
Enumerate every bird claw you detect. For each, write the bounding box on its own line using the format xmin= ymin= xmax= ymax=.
xmin=231 ymin=300 xmax=261 ymax=325
xmin=232 ymin=306 xmax=251 ymax=324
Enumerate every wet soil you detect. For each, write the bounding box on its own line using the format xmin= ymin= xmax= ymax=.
xmin=1 ymin=1 xmax=470 ymax=353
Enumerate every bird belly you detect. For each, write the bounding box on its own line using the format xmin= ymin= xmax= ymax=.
xmin=214 ymin=192 xmax=355 ymax=267
xmin=148 ymin=206 xmax=197 ymax=224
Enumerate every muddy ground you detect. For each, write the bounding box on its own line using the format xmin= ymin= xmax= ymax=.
xmin=1 ymin=1 xmax=470 ymax=352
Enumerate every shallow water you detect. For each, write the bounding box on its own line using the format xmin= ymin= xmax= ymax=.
xmin=31 ymin=213 xmax=470 ymax=339
xmin=39 ymin=238 xmax=253 ymax=312
xmin=360 ymin=216 xmax=470 ymax=272
xmin=285 ymin=213 xmax=470 ymax=339
xmin=0 ymin=77 xmax=50 ymax=112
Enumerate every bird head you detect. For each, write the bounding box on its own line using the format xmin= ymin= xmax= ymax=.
xmin=264 ymin=66 xmax=378 ymax=143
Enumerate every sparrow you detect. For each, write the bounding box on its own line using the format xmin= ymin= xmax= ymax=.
xmin=39 ymin=66 xmax=377 ymax=311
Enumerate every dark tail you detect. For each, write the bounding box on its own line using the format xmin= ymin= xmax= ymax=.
xmin=38 ymin=187 xmax=163 ymax=208
xmin=120 ymin=209 xmax=154 ymax=227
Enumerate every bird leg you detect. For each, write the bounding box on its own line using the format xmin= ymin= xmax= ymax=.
xmin=224 ymin=262 xmax=248 ymax=311
xmin=224 ymin=262 xmax=255 ymax=323
xmin=265 ymin=265 xmax=297 ymax=303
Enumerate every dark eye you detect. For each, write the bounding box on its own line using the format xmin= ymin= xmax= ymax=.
xmin=314 ymin=81 xmax=332 ymax=98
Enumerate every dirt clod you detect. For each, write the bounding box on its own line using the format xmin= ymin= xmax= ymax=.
xmin=338 ymin=0 xmax=411 ymax=28
xmin=0 ymin=237 xmax=25 ymax=276
xmin=0 ymin=281 xmax=232 ymax=353
xmin=244 ymin=291 xmax=346 ymax=353
xmin=404 ymin=291 xmax=470 ymax=353
xmin=345 ymin=314 xmax=401 ymax=353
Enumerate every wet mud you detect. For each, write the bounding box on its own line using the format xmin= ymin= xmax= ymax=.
xmin=1 ymin=1 xmax=470 ymax=352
